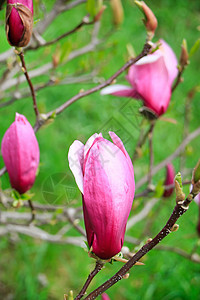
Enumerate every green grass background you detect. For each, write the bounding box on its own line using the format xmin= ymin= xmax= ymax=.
xmin=0 ymin=0 xmax=200 ymax=299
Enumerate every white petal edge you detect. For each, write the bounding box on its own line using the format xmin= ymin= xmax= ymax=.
xmin=100 ymin=84 xmax=133 ymax=95
xmin=84 ymin=133 xmax=102 ymax=159
xmin=135 ymin=53 xmax=161 ymax=65
xmin=68 ymin=140 xmax=84 ymax=194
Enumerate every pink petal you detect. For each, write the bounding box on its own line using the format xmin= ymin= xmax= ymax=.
xmin=109 ymin=131 xmax=134 ymax=174
xmin=8 ymin=0 xmax=33 ymax=13
xmin=68 ymin=140 xmax=84 ymax=194
xmin=83 ymin=138 xmax=135 ymax=259
xmin=159 ymin=39 xmax=178 ymax=85
xmin=133 ymin=55 xmax=171 ymax=116
xmin=101 ymin=84 xmax=137 ymax=98
xmin=127 ymin=51 xmax=161 ymax=87
xmin=84 ymin=133 xmax=102 ymax=159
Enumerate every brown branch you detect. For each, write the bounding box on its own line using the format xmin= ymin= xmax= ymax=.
xmin=18 ymin=51 xmax=39 ymax=121
xmin=27 ymin=199 xmax=36 ymax=225
xmin=125 ymin=237 xmax=200 ymax=264
xmin=32 ymin=42 xmax=152 ymax=131
xmin=75 ymin=261 xmax=104 ymax=300
xmin=132 ymin=120 xmax=150 ymax=162
xmin=84 ymin=190 xmax=195 ymax=299
xmin=172 ymin=66 xmax=185 ymax=92
xmin=64 ymin=209 xmax=86 ymax=237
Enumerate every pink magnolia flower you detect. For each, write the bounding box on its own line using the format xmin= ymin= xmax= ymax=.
xmin=101 ymin=40 xmax=178 ymax=117
xmin=1 ymin=113 xmax=39 ymax=194
xmin=68 ymin=132 xmax=135 ymax=259
xmin=101 ymin=293 xmax=110 ymax=300
xmin=6 ymin=0 xmax=33 ymax=47
xmin=163 ymin=163 xmax=175 ymax=198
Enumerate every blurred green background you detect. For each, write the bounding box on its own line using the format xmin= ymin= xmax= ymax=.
xmin=0 ymin=0 xmax=200 ymax=299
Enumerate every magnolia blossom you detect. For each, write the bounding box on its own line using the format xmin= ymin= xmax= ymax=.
xmin=68 ymin=132 xmax=135 ymax=259
xmin=1 ymin=113 xmax=39 ymax=194
xmin=6 ymin=0 xmax=33 ymax=47
xmin=163 ymin=163 xmax=175 ymax=198
xmin=101 ymin=40 xmax=178 ymax=116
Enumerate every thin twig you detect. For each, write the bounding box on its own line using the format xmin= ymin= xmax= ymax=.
xmin=64 ymin=209 xmax=86 ymax=237
xmin=33 ymin=43 xmax=152 ymax=131
xmin=172 ymin=66 xmax=185 ymax=92
xmin=75 ymin=261 xmax=104 ymax=300
xmin=18 ymin=51 xmax=39 ymax=121
xmin=29 ymin=15 xmax=95 ymax=50
xmin=132 ymin=119 xmax=149 ymax=162
xmin=27 ymin=199 xmax=36 ymax=225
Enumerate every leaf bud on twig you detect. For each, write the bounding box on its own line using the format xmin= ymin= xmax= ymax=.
xmin=135 ymin=1 xmax=157 ymax=40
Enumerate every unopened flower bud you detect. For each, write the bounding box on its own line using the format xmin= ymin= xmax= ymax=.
xmin=6 ymin=0 xmax=33 ymax=47
xmin=135 ymin=1 xmax=157 ymax=40
xmin=1 ymin=113 xmax=39 ymax=194
xmin=180 ymin=39 xmax=189 ymax=67
xmin=68 ymin=132 xmax=135 ymax=259
xmin=94 ymin=5 xmax=106 ymax=22
xmin=192 ymin=160 xmax=200 ymax=184
xmin=110 ymin=0 xmax=124 ymax=26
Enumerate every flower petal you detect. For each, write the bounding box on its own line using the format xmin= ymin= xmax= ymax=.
xmin=101 ymin=84 xmax=137 ymax=98
xmin=68 ymin=140 xmax=84 ymax=194
xmin=84 ymin=133 xmax=103 ymax=159
xmin=109 ymin=131 xmax=134 ymax=176
xmin=159 ymin=39 xmax=178 ymax=85
xmin=134 ymin=55 xmax=171 ymax=116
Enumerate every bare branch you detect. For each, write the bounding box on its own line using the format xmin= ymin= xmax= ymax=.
xmin=0 ymin=224 xmax=86 ymax=247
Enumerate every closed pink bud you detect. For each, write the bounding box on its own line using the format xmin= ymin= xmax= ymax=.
xmin=1 ymin=113 xmax=39 ymax=194
xmin=68 ymin=132 xmax=135 ymax=259
xmin=135 ymin=1 xmax=157 ymax=39
xmin=163 ymin=163 xmax=175 ymax=198
xmin=101 ymin=293 xmax=110 ymax=300
xmin=101 ymin=40 xmax=178 ymax=117
xmin=6 ymin=0 xmax=33 ymax=47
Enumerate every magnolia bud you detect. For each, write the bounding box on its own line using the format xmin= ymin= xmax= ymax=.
xmin=180 ymin=39 xmax=189 ymax=67
xmin=135 ymin=1 xmax=157 ymax=40
xmin=1 ymin=113 xmax=39 ymax=194
xmin=110 ymin=0 xmax=124 ymax=26
xmin=6 ymin=0 xmax=33 ymax=47
xmin=68 ymin=132 xmax=135 ymax=259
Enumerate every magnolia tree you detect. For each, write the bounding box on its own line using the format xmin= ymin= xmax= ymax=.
xmin=0 ymin=0 xmax=200 ymax=299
